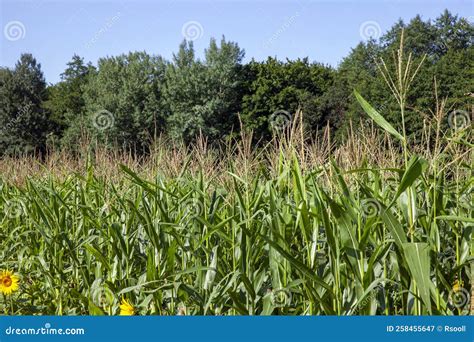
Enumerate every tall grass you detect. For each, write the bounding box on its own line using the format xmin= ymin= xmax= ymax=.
xmin=0 ymin=37 xmax=472 ymax=315
xmin=0 ymin=113 xmax=471 ymax=315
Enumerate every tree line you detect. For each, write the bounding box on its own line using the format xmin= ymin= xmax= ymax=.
xmin=0 ymin=10 xmax=472 ymax=156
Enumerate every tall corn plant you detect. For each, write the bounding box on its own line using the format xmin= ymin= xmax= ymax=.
xmin=353 ymin=30 xmax=472 ymax=315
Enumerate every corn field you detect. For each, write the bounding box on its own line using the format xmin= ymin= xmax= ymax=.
xmin=0 ymin=39 xmax=473 ymax=316
xmin=0 ymin=119 xmax=472 ymax=315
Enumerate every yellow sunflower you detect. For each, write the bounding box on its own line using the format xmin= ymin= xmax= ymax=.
xmin=0 ymin=270 xmax=19 ymax=295
xmin=119 ymin=297 xmax=135 ymax=316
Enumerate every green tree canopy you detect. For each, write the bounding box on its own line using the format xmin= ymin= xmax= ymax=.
xmin=0 ymin=54 xmax=50 ymax=155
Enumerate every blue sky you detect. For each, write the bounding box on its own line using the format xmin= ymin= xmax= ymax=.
xmin=0 ymin=0 xmax=472 ymax=83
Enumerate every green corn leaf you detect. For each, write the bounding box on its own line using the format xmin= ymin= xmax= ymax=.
xmin=390 ymin=156 xmax=426 ymax=208
xmin=260 ymin=233 xmax=333 ymax=293
xmin=402 ymin=242 xmax=432 ymax=313
xmin=380 ymin=208 xmax=408 ymax=249
xmin=354 ymin=90 xmax=404 ymax=141
xmin=88 ymin=300 xmax=105 ymax=316
xmin=435 ymin=215 xmax=474 ymax=223
xmin=84 ymin=244 xmax=111 ymax=271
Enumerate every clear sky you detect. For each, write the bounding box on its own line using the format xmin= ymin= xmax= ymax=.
xmin=0 ymin=0 xmax=472 ymax=84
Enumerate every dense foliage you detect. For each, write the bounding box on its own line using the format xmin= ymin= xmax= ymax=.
xmin=0 ymin=10 xmax=472 ymax=316
xmin=0 ymin=10 xmax=472 ymax=155
xmin=0 ymin=111 xmax=471 ymax=315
